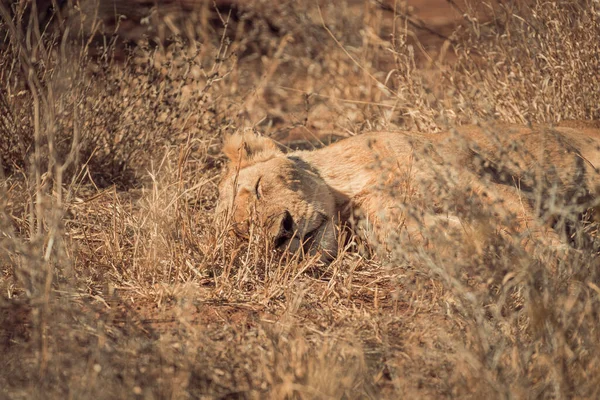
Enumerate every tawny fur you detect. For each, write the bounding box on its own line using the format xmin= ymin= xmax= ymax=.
xmin=217 ymin=122 xmax=600 ymax=260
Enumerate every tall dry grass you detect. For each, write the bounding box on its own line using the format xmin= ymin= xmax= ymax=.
xmin=1 ymin=0 xmax=599 ymax=398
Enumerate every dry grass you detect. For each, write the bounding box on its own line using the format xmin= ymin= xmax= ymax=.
xmin=1 ymin=0 xmax=599 ymax=398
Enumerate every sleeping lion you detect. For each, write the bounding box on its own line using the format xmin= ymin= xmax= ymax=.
xmin=216 ymin=122 xmax=600 ymax=261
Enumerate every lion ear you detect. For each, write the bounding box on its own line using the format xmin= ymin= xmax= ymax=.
xmin=222 ymin=133 xmax=282 ymax=167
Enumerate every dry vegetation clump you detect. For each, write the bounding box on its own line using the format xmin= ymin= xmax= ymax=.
xmin=448 ymin=0 xmax=600 ymax=123
xmin=1 ymin=0 xmax=600 ymax=398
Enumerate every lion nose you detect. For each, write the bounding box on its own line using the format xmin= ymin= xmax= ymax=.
xmin=273 ymin=211 xmax=294 ymax=248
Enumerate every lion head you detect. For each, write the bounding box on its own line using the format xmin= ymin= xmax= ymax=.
xmin=217 ymin=133 xmax=339 ymax=261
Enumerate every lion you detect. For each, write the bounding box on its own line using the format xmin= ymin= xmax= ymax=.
xmin=216 ymin=122 xmax=600 ymax=261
